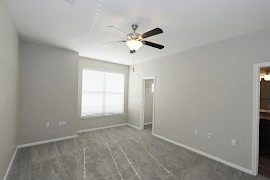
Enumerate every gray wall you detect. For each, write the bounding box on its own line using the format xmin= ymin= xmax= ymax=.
xmin=78 ymin=57 xmax=129 ymax=131
xmin=0 ymin=0 xmax=19 ymax=178
xmin=144 ymin=80 xmax=154 ymax=124
xmin=128 ymin=27 xmax=270 ymax=170
xmin=18 ymin=41 xmax=79 ymax=144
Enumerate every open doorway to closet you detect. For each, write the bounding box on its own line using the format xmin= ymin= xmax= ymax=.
xmin=258 ymin=67 xmax=270 ymax=178
xmin=140 ymin=77 xmax=156 ymax=133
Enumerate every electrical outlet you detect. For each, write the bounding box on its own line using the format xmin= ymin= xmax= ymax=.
xmin=231 ymin=139 xmax=237 ymax=146
xmin=46 ymin=122 xmax=50 ymax=128
xmin=58 ymin=121 xmax=62 ymax=126
xmin=62 ymin=121 xmax=66 ymax=126
xmin=207 ymin=133 xmax=212 ymax=139
xmin=194 ymin=130 xmax=198 ymax=135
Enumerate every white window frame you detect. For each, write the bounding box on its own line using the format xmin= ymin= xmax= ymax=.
xmin=80 ymin=68 xmax=125 ymax=119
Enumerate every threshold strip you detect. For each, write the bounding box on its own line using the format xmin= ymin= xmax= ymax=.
xmin=115 ymin=140 xmax=141 ymax=179
xmin=106 ymin=142 xmax=124 ymax=180
xmin=131 ymin=137 xmax=174 ymax=176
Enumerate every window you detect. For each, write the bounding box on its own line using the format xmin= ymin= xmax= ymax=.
xmin=81 ymin=69 xmax=125 ymax=117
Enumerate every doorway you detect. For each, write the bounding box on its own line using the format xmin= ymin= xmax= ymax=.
xmin=140 ymin=76 xmax=156 ymax=134
xmin=252 ymin=62 xmax=270 ymax=176
xmin=258 ymin=67 xmax=270 ymax=177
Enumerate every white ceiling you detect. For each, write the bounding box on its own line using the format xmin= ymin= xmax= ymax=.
xmin=6 ymin=0 xmax=270 ymax=65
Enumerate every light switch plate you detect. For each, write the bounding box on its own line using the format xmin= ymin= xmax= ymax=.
xmin=194 ymin=130 xmax=198 ymax=135
xmin=62 ymin=121 xmax=66 ymax=126
xmin=207 ymin=133 xmax=212 ymax=139
xmin=46 ymin=123 xmax=50 ymax=128
xmin=58 ymin=121 xmax=62 ymax=126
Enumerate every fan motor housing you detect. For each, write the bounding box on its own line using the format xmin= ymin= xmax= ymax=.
xmin=127 ymin=33 xmax=140 ymax=40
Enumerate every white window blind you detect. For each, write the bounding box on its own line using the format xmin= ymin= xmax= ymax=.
xmin=81 ymin=69 xmax=125 ymax=117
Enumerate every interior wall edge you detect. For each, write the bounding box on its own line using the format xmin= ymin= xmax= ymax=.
xmin=2 ymin=147 xmax=18 ymax=180
xmin=17 ymin=135 xmax=78 ymax=149
xmin=152 ymin=133 xmax=253 ymax=176
xmin=127 ymin=123 xmax=141 ymax=130
xmin=77 ymin=123 xmax=128 ymax=133
xmin=0 ymin=0 xmax=20 ymax=179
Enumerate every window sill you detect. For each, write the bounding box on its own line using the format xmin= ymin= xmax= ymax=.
xmin=80 ymin=113 xmax=126 ymax=120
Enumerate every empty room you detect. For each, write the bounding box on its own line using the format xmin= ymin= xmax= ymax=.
xmin=2 ymin=0 xmax=270 ymax=179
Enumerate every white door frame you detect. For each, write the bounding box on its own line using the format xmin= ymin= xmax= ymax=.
xmin=140 ymin=76 xmax=156 ymax=134
xmin=252 ymin=62 xmax=270 ymax=176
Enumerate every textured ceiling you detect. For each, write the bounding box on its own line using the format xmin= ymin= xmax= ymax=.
xmin=6 ymin=0 xmax=270 ymax=65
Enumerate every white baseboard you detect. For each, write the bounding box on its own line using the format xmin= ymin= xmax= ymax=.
xmin=127 ymin=123 xmax=141 ymax=130
xmin=77 ymin=123 xmax=128 ymax=133
xmin=17 ymin=135 xmax=78 ymax=148
xmin=152 ymin=133 xmax=253 ymax=175
xmin=3 ymin=146 xmax=18 ymax=180
xmin=144 ymin=122 xmax=152 ymax=125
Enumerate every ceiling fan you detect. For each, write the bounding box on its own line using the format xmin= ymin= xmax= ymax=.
xmin=105 ymin=24 xmax=164 ymax=53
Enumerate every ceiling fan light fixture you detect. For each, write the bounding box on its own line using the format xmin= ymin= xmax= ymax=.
xmin=126 ymin=40 xmax=142 ymax=51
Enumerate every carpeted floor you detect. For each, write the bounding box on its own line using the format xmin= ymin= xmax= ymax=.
xmin=144 ymin=124 xmax=152 ymax=132
xmin=7 ymin=125 xmax=270 ymax=180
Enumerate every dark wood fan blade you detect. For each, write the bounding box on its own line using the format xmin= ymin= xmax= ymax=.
xmin=140 ymin=28 xmax=163 ymax=39
xmin=142 ymin=41 xmax=164 ymax=49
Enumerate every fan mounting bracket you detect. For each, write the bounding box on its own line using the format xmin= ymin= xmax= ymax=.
xmin=131 ymin=24 xmax=138 ymax=33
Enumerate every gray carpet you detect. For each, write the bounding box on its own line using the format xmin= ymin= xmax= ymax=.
xmin=144 ymin=124 xmax=152 ymax=132
xmin=7 ymin=125 xmax=270 ymax=180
